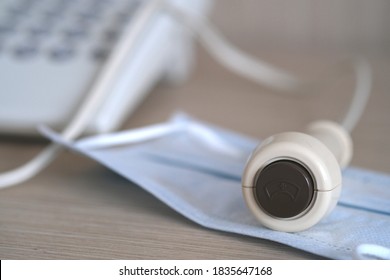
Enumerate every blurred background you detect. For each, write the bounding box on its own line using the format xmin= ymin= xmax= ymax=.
xmin=211 ymin=0 xmax=390 ymax=55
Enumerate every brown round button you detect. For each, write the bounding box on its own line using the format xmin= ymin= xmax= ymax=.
xmin=254 ymin=160 xmax=315 ymax=219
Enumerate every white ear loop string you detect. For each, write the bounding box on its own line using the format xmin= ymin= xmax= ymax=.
xmin=354 ymin=244 xmax=390 ymax=260
xmin=68 ymin=114 xmax=243 ymax=158
xmin=0 ymin=0 xmax=372 ymax=189
xmin=73 ymin=121 xmax=184 ymax=149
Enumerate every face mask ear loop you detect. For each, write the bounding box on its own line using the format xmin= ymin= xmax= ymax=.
xmin=72 ymin=120 xmax=186 ymax=150
xmin=354 ymin=244 xmax=390 ymax=260
xmin=44 ymin=112 xmax=243 ymax=157
xmin=0 ymin=0 xmax=164 ymax=190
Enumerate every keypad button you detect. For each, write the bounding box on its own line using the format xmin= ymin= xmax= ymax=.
xmin=43 ymin=8 xmax=64 ymax=19
xmin=115 ymin=12 xmax=131 ymax=26
xmin=28 ymin=25 xmax=50 ymax=38
xmin=104 ymin=29 xmax=119 ymax=41
xmin=13 ymin=43 xmax=38 ymax=58
xmin=0 ymin=22 xmax=15 ymax=35
xmin=78 ymin=10 xmax=100 ymax=22
xmin=63 ymin=27 xmax=88 ymax=40
xmin=49 ymin=45 xmax=75 ymax=61
xmin=92 ymin=46 xmax=110 ymax=61
xmin=8 ymin=6 xmax=31 ymax=17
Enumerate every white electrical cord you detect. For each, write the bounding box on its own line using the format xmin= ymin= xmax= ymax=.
xmin=341 ymin=58 xmax=372 ymax=132
xmin=163 ymin=2 xmax=301 ymax=93
xmin=0 ymin=0 xmax=164 ymax=189
xmin=162 ymin=1 xmax=372 ymax=133
xmin=0 ymin=0 xmax=372 ymax=189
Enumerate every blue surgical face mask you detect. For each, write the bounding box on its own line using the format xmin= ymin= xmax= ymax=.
xmin=41 ymin=113 xmax=390 ymax=260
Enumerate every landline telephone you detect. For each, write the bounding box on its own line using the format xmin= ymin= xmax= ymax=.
xmin=0 ymin=0 xmax=210 ymax=135
xmin=0 ymin=0 xmax=374 ymax=232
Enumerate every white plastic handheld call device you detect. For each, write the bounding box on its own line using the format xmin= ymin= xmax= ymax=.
xmin=242 ymin=121 xmax=353 ymax=232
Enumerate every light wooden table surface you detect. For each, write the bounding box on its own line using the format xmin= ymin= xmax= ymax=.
xmin=0 ymin=48 xmax=389 ymax=259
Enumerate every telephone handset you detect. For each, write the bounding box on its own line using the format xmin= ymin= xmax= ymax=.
xmin=0 ymin=0 xmax=210 ymax=135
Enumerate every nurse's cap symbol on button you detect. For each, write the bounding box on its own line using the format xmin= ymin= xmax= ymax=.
xmin=242 ymin=121 xmax=353 ymax=232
